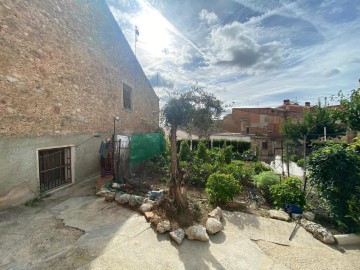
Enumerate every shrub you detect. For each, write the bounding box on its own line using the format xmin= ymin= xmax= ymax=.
xmin=347 ymin=186 xmax=360 ymax=231
xmin=189 ymin=161 xmax=214 ymax=187
xmin=296 ymin=158 xmax=305 ymax=168
xmin=196 ymin=141 xmax=209 ymax=161
xmin=224 ymin=145 xmax=233 ymax=164
xmin=206 ymin=173 xmax=241 ymax=204
xmin=216 ymin=161 xmax=250 ymax=183
xmin=308 ymin=142 xmax=360 ymax=232
xmin=270 ymin=176 xmax=306 ymax=209
xmin=179 ymin=140 xmax=191 ymax=161
xmin=251 ymin=161 xmax=272 ymax=174
xmin=253 ymin=171 xmax=280 ymax=194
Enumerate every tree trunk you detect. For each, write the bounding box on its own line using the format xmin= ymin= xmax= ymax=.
xmin=169 ymin=126 xmax=187 ymax=209
xmin=170 ymin=126 xmax=178 ymax=184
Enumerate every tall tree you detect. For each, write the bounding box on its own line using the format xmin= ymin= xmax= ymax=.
xmin=281 ymin=101 xmax=345 ymax=145
xmin=161 ymin=87 xmax=223 ymax=208
xmin=332 ymin=88 xmax=360 ymax=131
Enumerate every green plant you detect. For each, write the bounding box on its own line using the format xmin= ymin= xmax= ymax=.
xmin=216 ymin=162 xmax=250 ymax=183
xmin=206 ymin=173 xmax=241 ymax=204
xmin=253 ymin=171 xmax=280 ymax=192
xmin=270 ymin=176 xmax=306 ymax=209
xmin=347 ymin=186 xmax=360 ymax=231
xmin=224 ymin=145 xmax=233 ymax=164
xmin=24 ymin=184 xmax=50 ymax=207
xmin=179 ymin=140 xmax=191 ymax=161
xmin=145 ymin=140 xmax=171 ymax=177
xmin=296 ymin=158 xmax=305 ymax=168
xmin=187 ymin=159 xmax=214 ymax=187
xmin=308 ymin=142 xmax=360 ymax=233
xmin=197 ymin=141 xmax=209 ymax=161
xmin=251 ymin=161 xmax=271 ymax=174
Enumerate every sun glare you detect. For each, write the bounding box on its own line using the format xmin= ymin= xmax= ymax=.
xmin=134 ymin=1 xmax=172 ymax=57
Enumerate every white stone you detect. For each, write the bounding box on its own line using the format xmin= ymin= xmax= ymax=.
xmin=208 ymin=207 xmax=223 ymax=221
xmin=169 ymin=229 xmax=185 ymax=245
xmin=269 ymin=210 xmax=290 ymax=221
xmin=129 ymin=195 xmax=144 ymax=206
xmin=139 ymin=203 xmax=154 ymax=213
xmin=115 ymin=193 xmax=130 ymax=204
xmin=185 ymin=225 xmax=209 ymax=242
xmin=6 ymin=107 xmax=14 ymax=114
xmin=303 ymin=211 xmax=315 ymax=221
xmin=111 ymin=183 xmax=121 ymax=189
xmin=301 ymin=219 xmax=335 ymax=244
xmin=206 ymin=218 xmax=223 ymax=235
xmin=6 ymin=75 xmax=19 ymax=83
xmin=96 ymin=188 xmax=109 ymax=197
xmin=156 ymin=220 xmax=170 ymax=234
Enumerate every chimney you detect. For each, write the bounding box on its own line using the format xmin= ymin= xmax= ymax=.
xmin=283 ymin=99 xmax=290 ymax=105
xmin=305 ymin=102 xmax=311 ymax=107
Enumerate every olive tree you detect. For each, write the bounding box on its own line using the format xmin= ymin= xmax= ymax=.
xmin=161 ymin=87 xmax=223 ymax=208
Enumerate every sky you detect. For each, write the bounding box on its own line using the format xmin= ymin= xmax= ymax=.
xmin=106 ymin=0 xmax=360 ymax=111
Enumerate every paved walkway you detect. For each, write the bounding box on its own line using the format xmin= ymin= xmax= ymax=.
xmin=0 ymin=178 xmax=359 ymax=269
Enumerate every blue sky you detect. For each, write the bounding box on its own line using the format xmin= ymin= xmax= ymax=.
xmin=106 ymin=0 xmax=360 ymax=110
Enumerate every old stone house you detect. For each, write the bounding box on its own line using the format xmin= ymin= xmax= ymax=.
xmin=221 ymin=100 xmax=312 ymax=162
xmin=0 ymin=0 xmax=159 ymax=205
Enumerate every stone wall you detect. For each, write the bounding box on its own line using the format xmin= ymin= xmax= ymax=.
xmin=0 ymin=0 xmax=159 ymax=205
xmin=0 ymin=0 xmax=159 ymax=136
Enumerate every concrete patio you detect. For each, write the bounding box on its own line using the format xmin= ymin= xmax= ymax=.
xmin=0 ymin=177 xmax=358 ymax=270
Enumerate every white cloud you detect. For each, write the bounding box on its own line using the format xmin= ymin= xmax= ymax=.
xmin=199 ymin=9 xmax=219 ymax=25
xmin=209 ymin=22 xmax=283 ymax=72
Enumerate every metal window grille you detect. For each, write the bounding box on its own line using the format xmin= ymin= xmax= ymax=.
xmin=38 ymin=147 xmax=72 ymax=192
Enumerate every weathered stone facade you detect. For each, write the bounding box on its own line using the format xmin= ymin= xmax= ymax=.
xmin=0 ymin=0 xmax=159 ymax=136
xmin=0 ymin=0 xmax=159 ymax=205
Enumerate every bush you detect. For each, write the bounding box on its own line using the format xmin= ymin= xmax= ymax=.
xmin=145 ymin=141 xmax=170 ymax=178
xmin=188 ymin=161 xmax=214 ymax=187
xmin=296 ymin=159 xmax=305 ymax=168
xmin=308 ymin=142 xmax=360 ymax=232
xmin=206 ymin=173 xmax=241 ymax=204
xmin=347 ymin=186 xmax=360 ymax=231
xmin=270 ymin=176 xmax=306 ymax=209
xmin=253 ymin=171 xmax=280 ymax=194
xmin=196 ymin=141 xmax=209 ymax=161
xmin=216 ymin=162 xmax=249 ymax=183
xmin=224 ymin=145 xmax=233 ymax=164
xmin=251 ymin=161 xmax=272 ymax=174
xmin=179 ymin=140 xmax=191 ymax=161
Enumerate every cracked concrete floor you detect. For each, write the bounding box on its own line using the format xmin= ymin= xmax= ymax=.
xmin=0 ymin=177 xmax=359 ymax=270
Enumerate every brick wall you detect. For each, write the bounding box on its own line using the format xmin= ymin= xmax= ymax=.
xmin=222 ymin=106 xmax=307 ymax=136
xmin=0 ymin=0 xmax=159 ymax=136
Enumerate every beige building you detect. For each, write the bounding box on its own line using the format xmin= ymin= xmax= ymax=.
xmin=0 ymin=0 xmax=159 ymax=205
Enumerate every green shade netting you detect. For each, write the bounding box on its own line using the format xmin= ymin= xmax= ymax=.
xmin=129 ymin=133 xmax=165 ymax=167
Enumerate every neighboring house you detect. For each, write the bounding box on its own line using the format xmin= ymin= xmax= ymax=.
xmin=221 ymin=100 xmax=312 ymax=162
xmin=0 ymin=0 xmax=159 ymax=206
